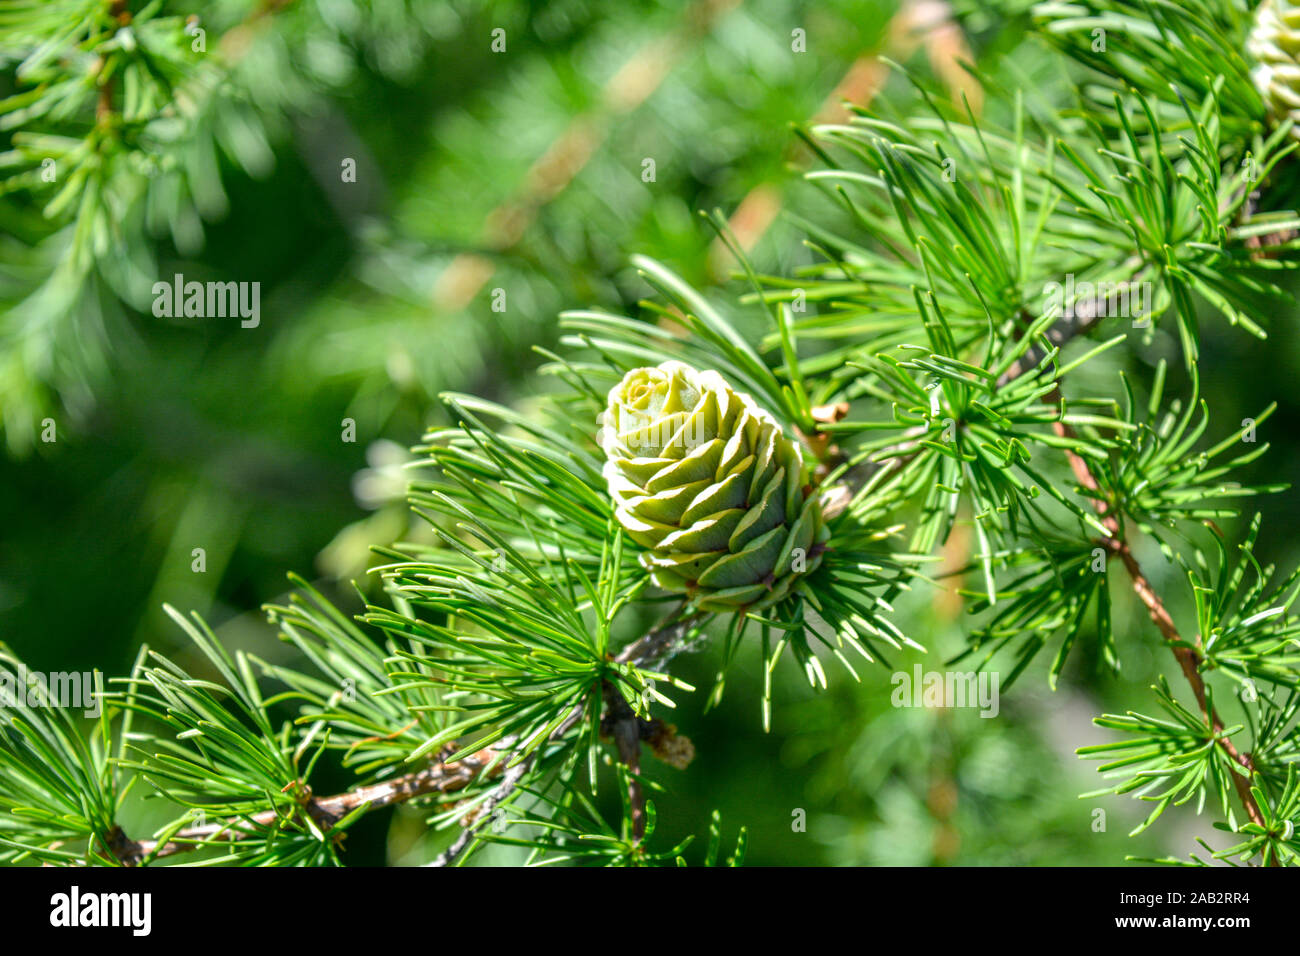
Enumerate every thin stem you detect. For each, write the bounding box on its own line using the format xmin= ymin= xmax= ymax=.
xmin=424 ymin=757 xmax=533 ymax=868
xmin=118 ymin=744 xmax=504 ymax=864
xmin=605 ymin=608 xmax=704 ymax=845
xmin=607 ymin=686 xmax=647 ymax=842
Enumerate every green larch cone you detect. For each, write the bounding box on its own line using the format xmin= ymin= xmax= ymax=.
xmin=1249 ymin=0 xmax=1300 ymax=138
xmin=599 ymin=361 xmax=829 ymax=611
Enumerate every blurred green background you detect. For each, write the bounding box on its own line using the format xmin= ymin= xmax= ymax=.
xmin=2 ymin=0 xmax=1298 ymax=865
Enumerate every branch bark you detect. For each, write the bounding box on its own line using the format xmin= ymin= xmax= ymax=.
xmin=605 ymin=685 xmax=647 ymax=842
xmin=116 ymin=743 xmax=505 ymax=865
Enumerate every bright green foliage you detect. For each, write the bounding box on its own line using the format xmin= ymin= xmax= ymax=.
xmin=3 ymin=0 xmax=1300 ymax=868
xmin=1035 ymin=0 xmax=1270 ymax=134
xmin=0 ymin=645 xmax=123 ymax=865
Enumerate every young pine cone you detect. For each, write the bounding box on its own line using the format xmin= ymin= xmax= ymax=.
xmin=599 ymin=361 xmax=828 ymax=611
xmin=1248 ymin=0 xmax=1300 ymax=138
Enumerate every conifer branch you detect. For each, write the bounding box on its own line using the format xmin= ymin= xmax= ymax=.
xmin=111 ymin=615 xmax=698 ymax=866
xmin=817 ymin=219 xmax=1278 ymax=844
xmin=1051 ymin=414 xmax=1269 ymax=833
xmin=1000 ymin=273 xmax=1273 ymax=835
xmin=416 ymin=614 xmax=705 ymax=865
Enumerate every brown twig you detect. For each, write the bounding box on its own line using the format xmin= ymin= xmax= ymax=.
xmin=995 ymin=208 xmax=1273 ymax=839
xmin=424 ymin=755 xmax=535 ymax=868
xmin=615 ymin=609 xmax=703 ymax=669
xmin=595 ymin=609 xmax=704 ymax=845
xmin=429 ymin=612 xmax=703 ymax=862
xmin=116 ymin=743 xmax=504 ymax=864
xmin=990 ymin=277 xmax=1270 ymax=834
xmin=94 ymin=1 xmax=131 ymax=126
